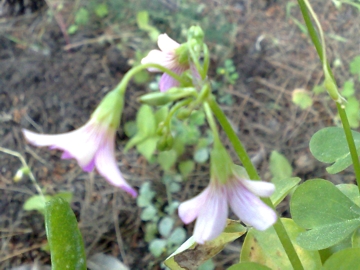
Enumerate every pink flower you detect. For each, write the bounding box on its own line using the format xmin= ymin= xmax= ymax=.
xmin=141 ymin=34 xmax=189 ymax=92
xmin=22 ymin=118 xmax=137 ymax=198
xmin=178 ymin=176 xmax=277 ymax=244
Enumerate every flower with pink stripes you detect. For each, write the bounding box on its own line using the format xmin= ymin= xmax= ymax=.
xmin=22 ymin=91 xmax=137 ymax=198
xmin=141 ymin=34 xmax=189 ymax=92
xmin=178 ymin=142 xmax=277 ymax=244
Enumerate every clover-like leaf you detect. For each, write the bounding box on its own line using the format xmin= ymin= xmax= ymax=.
xmin=290 ymin=179 xmax=360 ymax=250
xmin=323 ymin=248 xmax=360 ymax=270
xmin=240 ymin=218 xmax=321 ymax=270
xmin=309 ymin=127 xmax=360 ymax=174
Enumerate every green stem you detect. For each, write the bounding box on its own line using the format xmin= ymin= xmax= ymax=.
xmin=114 ymin=63 xmax=186 ymax=96
xmin=298 ymin=0 xmax=360 ymax=189
xmin=337 ymin=103 xmax=360 ymax=187
xmin=207 ymin=96 xmax=304 ymax=270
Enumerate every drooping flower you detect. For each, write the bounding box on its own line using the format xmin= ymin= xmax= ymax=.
xmin=178 ymin=141 xmax=277 ymax=244
xmin=22 ymin=91 xmax=137 ymax=198
xmin=141 ymin=34 xmax=189 ymax=92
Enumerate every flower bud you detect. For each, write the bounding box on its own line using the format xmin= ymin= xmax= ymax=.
xmin=13 ymin=166 xmax=31 ymax=182
xmin=177 ymin=108 xmax=192 ymax=120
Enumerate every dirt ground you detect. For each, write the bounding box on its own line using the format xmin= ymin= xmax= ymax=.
xmin=0 ymin=0 xmax=359 ymax=269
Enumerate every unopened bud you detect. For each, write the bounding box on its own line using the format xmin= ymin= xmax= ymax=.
xmin=177 ymin=108 xmax=192 ymax=120
xmin=139 ymin=92 xmax=173 ymax=106
xmin=14 ymin=166 xmax=30 ymax=182
xmin=166 ymin=134 xmax=174 ymax=149
xmin=157 ymin=136 xmax=168 ymax=151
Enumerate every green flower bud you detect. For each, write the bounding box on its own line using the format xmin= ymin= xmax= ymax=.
xmin=177 ymin=108 xmax=192 ymax=120
xmin=157 ymin=136 xmax=168 ymax=151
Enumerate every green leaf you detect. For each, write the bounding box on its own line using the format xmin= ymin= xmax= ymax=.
xmin=164 ymin=220 xmax=246 ymax=269
xmin=158 ymin=150 xmax=177 ymax=171
xmin=341 ymin=80 xmax=355 ymax=97
xmin=292 ymin=89 xmax=313 ymax=109
xmin=198 ymin=260 xmax=215 ymax=270
xmin=269 ymin=151 xmax=292 ymax=180
xmin=189 ymin=110 xmax=205 ymax=126
xmin=24 ymin=195 xmax=51 ymax=214
xmin=124 ymin=121 xmax=137 ymax=137
xmin=141 ymin=205 xmax=157 ymax=221
xmin=125 ymin=105 xmax=157 ymax=152
xmin=24 ymin=192 xmax=72 ymax=214
xmin=312 ymin=85 xmax=325 ymax=95
xmin=350 ymin=55 xmax=360 ymax=76
xmin=45 ymin=197 xmax=86 ymax=270
xmin=136 ymin=11 xmax=149 ymax=30
xmin=155 ymin=106 xmax=169 ymax=125
xmin=75 ymin=8 xmax=89 ymax=26
xmin=270 ymin=177 xmax=301 ymax=206
xmin=94 ymin=4 xmax=108 ymax=18
xmin=67 ymin=25 xmax=78 ymax=35
xmin=323 ymin=248 xmax=360 ymax=270
xmin=309 ymin=127 xmax=360 ymax=174
xmin=137 ymin=136 xmax=158 ymax=161
xmin=149 ymin=239 xmax=167 ymax=257
xmin=344 ymin=97 xmax=360 ymax=128
xmin=194 ymin=148 xmax=209 ymax=163
xmin=167 ymin=227 xmax=187 ymax=246
xmin=179 ymin=160 xmax=195 ymax=178
xmin=137 ymin=182 xmax=155 ymax=207
xmin=227 ymin=262 xmax=271 ymax=270
xmin=337 ymin=184 xmax=360 ymax=207
xmin=145 ymin=222 xmax=157 ymax=243
xmin=240 ymin=218 xmax=321 ymax=270
xmin=290 ymin=179 xmax=360 ymax=250
xmin=158 ymin=217 xmax=174 ymax=238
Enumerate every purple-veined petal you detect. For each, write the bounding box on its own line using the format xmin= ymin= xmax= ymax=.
xmin=159 ymin=73 xmax=180 ymax=92
xmin=94 ymin=134 xmax=137 ymax=198
xmin=159 ymin=66 xmax=186 ymax=92
xmin=192 ymin=187 xmax=228 ymax=244
xmin=240 ymin=179 xmax=275 ymax=197
xmin=228 ymin=184 xmax=277 ymax=231
xmin=157 ymin=33 xmax=180 ymax=52
xmin=23 ymin=123 xmax=103 ymax=169
xmin=178 ymin=187 xmax=210 ymax=224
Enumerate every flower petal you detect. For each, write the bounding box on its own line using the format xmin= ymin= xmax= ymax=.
xmin=228 ymin=184 xmax=277 ymax=231
xmin=94 ymin=135 xmax=137 ymax=198
xmin=23 ymin=123 xmax=102 ymax=170
xmin=157 ymin=33 xmax=180 ymax=52
xmin=178 ymin=187 xmax=210 ymax=224
xmin=192 ymin=187 xmax=228 ymax=244
xmin=240 ymin=179 xmax=275 ymax=197
xmin=159 ymin=66 xmax=186 ymax=92
xmin=141 ymin=50 xmax=167 ymax=72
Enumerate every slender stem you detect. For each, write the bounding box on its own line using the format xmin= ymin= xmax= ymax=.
xmin=207 ymin=96 xmax=260 ymax=180
xmin=203 ymin=102 xmax=220 ymax=142
xmin=207 ymin=96 xmax=304 ymax=270
xmin=298 ymin=0 xmax=360 ymax=189
xmin=337 ymin=104 xmax=360 ymax=188
xmin=114 ymin=63 xmax=186 ymax=96
xmin=0 ymin=147 xmax=44 ymax=197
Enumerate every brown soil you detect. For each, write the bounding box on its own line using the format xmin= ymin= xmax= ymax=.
xmin=0 ymin=0 xmax=359 ymax=269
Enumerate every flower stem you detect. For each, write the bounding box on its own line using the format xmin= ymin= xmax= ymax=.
xmin=114 ymin=63 xmax=186 ymax=96
xmin=298 ymin=0 xmax=360 ymax=190
xmin=207 ymin=96 xmax=304 ymax=270
xmin=337 ymin=103 xmax=360 ymax=189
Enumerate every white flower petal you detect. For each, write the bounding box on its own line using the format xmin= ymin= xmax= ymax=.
xmin=178 ymin=187 xmax=210 ymax=224
xmin=193 ymin=188 xmax=228 ymax=244
xmin=94 ymin=135 xmax=137 ymax=198
xmin=240 ymin=179 xmax=275 ymax=197
xmin=141 ymin=50 xmax=167 ymax=72
xmin=157 ymin=33 xmax=180 ymax=52
xmin=229 ymin=184 xmax=277 ymax=231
